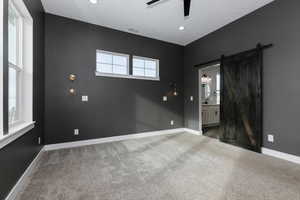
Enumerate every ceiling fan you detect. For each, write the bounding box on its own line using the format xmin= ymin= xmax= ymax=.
xmin=147 ymin=0 xmax=191 ymax=17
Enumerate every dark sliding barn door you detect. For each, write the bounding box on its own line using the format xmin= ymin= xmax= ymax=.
xmin=220 ymin=49 xmax=263 ymax=153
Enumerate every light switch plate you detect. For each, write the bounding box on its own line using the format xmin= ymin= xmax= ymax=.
xmin=82 ymin=96 xmax=88 ymax=102
xmin=268 ymin=134 xmax=274 ymax=143
xmin=190 ymin=96 xmax=194 ymax=101
xmin=74 ymin=129 xmax=79 ymax=136
xmin=170 ymin=120 xmax=174 ymax=126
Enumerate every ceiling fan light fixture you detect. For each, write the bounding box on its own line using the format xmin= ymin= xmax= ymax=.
xmin=147 ymin=0 xmax=191 ymax=17
xmin=89 ymin=0 xmax=98 ymax=4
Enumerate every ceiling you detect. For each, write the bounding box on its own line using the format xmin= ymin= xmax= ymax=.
xmin=41 ymin=0 xmax=274 ymax=46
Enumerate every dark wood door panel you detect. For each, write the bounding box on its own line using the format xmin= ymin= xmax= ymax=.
xmin=220 ymin=50 xmax=262 ymax=153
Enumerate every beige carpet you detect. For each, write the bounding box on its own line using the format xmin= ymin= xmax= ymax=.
xmin=17 ymin=132 xmax=300 ymax=200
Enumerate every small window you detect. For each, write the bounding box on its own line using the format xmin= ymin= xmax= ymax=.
xmin=132 ymin=56 xmax=159 ymax=80
xmin=7 ymin=0 xmax=33 ymax=130
xmin=95 ymin=51 xmax=159 ymax=81
xmin=96 ymin=50 xmax=129 ymax=76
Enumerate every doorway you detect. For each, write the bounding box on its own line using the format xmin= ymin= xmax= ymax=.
xmin=199 ymin=64 xmax=221 ymax=139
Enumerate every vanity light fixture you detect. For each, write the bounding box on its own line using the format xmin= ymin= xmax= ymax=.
xmin=201 ymin=74 xmax=212 ymax=84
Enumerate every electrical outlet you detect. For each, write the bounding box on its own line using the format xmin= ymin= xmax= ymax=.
xmin=82 ymin=96 xmax=88 ymax=102
xmin=74 ymin=129 xmax=79 ymax=136
xmin=163 ymin=96 xmax=168 ymax=102
xmin=38 ymin=137 xmax=41 ymax=145
xmin=190 ymin=96 xmax=194 ymax=101
xmin=170 ymin=120 xmax=174 ymax=126
xmin=268 ymin=134 xmax=274 ymax=143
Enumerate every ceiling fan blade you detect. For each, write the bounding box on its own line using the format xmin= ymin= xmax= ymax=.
xmin=184 ymin=0 xmax=191 ymax=16
xmin=147 ymin=0 xmax=161 ymax=5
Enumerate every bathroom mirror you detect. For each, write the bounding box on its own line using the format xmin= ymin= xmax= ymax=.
xmin=201 ymin=74 xmax=212 ymax=103
xmin=202 ymin=83 xmax=211 ymax=100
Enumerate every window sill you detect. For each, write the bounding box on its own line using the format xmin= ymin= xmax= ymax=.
xmin=0 ymin=121 xmax=35 ymax=150
xmin=95 ymin=72 xmax=160 ymax=81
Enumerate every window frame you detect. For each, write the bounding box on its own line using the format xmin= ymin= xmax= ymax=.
xmin=95 ymin=50 xmax=160 ymax=81
xmin=0 ymin=0 xmax=4 ymax=137
xmin=8 ymin=1 xmax=24 ymax=127
xmin=132 ymin=55 xmax=160 ymax=81
xmin=0 ymin=0 xmax=34 ymax=150
xmin=8 ymin=63 xmax=23 ymax=126
xmin=8 ymin=1 xmax=23 ymax=67
xmin=96 ymin=50 xmax=130 ymax=77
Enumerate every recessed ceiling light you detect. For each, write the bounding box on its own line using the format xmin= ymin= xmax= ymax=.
xmin=179 ymin=26 xmax=185 ymax=31
xmin=89 ymin=0 xmax=98 ymax=4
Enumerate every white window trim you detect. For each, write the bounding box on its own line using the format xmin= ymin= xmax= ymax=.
xmin=8 ymin=1 xmax=24 ymax=126
xmin=95 ymin=51 xmax=160 ymax=81
xmin=0 ymin=121 xmax=35 ymax=150
xmin=9 ymin=62 xmax=23 ymax=126
xmin=9 ymin=1 xmax=23 ymax=68
xmin=0 ymin=0 xmax=4 ymax=137
xmin=0 ymin=0 xmax=34 ymax=146
xmin=96 ymin=50 xmax=130 ymax=76
xmin=95 ymin=71 xmax=160 ymax=81
xmin=132 ymin=55 xmax=160 ymax=80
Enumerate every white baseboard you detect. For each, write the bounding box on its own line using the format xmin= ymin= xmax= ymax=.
xmin=5 ymin=147 xmax=44 ymax=200
xmin=262 ymin=148 xmax=300 ymax=165
xmin=44 ymin=128 xmax=190 ymax=151
xmin=183 ymin=128 xmax=203 ymax=136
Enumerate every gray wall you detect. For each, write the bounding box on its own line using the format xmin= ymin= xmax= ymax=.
xmin=0 ymin=0 xmax=44 ymax=199
xmin=44 ymin=14 xmax=184 ymax=145
xmin=184 ymin=0 xmax=300 ymax=156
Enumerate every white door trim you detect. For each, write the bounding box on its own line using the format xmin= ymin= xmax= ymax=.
xmin=198 ymin=63 xmax=221 ymax=133
xmin=198 ymin=68 xmax=203 ymax=134
xmin=183 ymin=128 xmax=203 ymax=135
